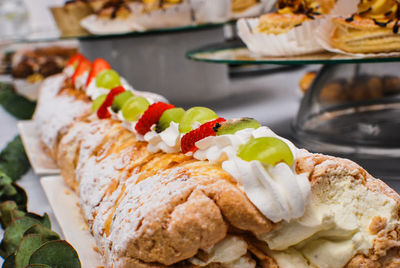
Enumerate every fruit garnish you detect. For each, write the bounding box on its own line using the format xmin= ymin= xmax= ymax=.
xmin=135 ymin=102 xmax=175 ymax=135
xmin=238 ymin=137 xmax=294 ymax=166
xmin=216 ymin=118 xmax=261 ymax=136
xmin=97 ymin=86 xmax=126 ymax=119
xmin=111 ymin=91 xmax=134 ymax=112
xmin=86 ymin=58 xmax=111 ymax=87
xmin=96 ymin=69 xmax=121 ymax=90
xmin=155 ymin=107 xmax=185 ymax=133
xmin=66 ymin=53 xmax=85 ymax=68
xmin=121 ymin=96 xmax=150 ymax=122
xmin=92 ymin=94 xmax=107 ymax=112
xmin=179 ymin=107 xmax=218 ymax=133
xmin=181 ymin=118 xmax=226 ymax=154
xmin=71 ymin=58 xmax=91 ymax=87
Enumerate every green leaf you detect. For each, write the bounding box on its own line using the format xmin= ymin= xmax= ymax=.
xmin=24 ymin=213 xmax=50 ymax=230
xmin=0 ymin=201 xmax=25 ymax=229
xmin=0 ymin=83 xmax=36 ymax=120
xmin=25 ymin=265 xmax=51 ymax=268
xmin=0 ymin=181 xmax=28 ymax=212
xmin=1 ymin=217 xmax=40 ymax=258
xmin=2 ymin=253 xmax=15 ymax=268
xmin=0 ymin=136 xmax=30 ymax=181
xmin=15 ymin=234 xmax=44 ymax=268
xmin=29 ymin=241 xmax=81 ymax=268
xmin=24 ymin=224 xmax=60 ymax=242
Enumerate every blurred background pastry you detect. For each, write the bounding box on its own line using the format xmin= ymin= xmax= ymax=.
xmin=50 ymin=0 xmax=93 ymax=37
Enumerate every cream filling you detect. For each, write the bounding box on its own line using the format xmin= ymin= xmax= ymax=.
xmin=144 ymin=122 xmax=181 ymax=153
xmin=75 ymin=71 xmax=89 ymax=91
xmin=189 ymin=236 xmax=255 ymax=268
xmin=63 ymin=65 xmax=75 ymax=78
xmin=259 ymin=176 xmax=398 ymax=268
xmin=86 ymin=77 xmax=134 ymax=100
xmin=194 ymin=127 xmax=310 ymax=223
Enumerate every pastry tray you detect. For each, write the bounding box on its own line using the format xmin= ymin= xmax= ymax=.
xmin=41 ymin=176 xmax=103 ymax=267
xmin=186 ymin=41 xmax=400 ymax=65
xmin=17 ymin=121 xmax=60 ymax=175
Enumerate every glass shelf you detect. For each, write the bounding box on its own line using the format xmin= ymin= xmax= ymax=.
xmin=4 ymin=22 xmax=229 ymax=44
xmin=186 ymin=40 xmax=400 ymax=65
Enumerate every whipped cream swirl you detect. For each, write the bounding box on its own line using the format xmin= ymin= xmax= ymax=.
xmin=194 ymin=127 xmax=310 ymax=223
xmin=63 ymin=65 xmax=76 ymax=78
xmin=144 ymin=122 xmax=181 ymax=153
xmin=75 ymin=71 xmax=89 ymax=90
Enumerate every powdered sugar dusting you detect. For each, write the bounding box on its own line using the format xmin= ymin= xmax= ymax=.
xmin=34 ymin=75 xmax=91 ymax=153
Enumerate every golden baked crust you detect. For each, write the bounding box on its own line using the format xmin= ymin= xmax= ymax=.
xmin=331 ymin=16 xmax=400 ymax=53
xmin=232 ymin=0 xmax=259 ymax=13
xmin=254 ymin=13 xmax=309 ymax=35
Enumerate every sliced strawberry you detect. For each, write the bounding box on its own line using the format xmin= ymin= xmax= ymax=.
xmin=97 ymin=86 xmax=126 ymax=119
xmin=135 ymin=102 xmax=175 ymax=135
xmin=181 ymin=118 xmax=226 ymax=154
xmin=86 ymin=58 xmax=112 ymax=87
xmin=66 ymin=53 xmax=85 ymax=68
xmin=71 ymin=58 xmax=91 ymax=87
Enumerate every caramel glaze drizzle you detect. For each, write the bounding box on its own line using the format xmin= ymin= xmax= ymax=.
xmin=345 ymin=1 xmax=400 ymax=34
xmin=277 ymin=0 xmax=323 ymax=19
xmin=96 ymin=0 xmax=131 ymax=19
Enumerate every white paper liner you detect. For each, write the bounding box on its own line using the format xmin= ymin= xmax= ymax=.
xmin=316 ymin=0 xmax=400 ymax=57
xmin=238 ymin=17 xmax=324 ymax=56
xmin=81 ymin=14 xmax=137 ymax=35
xmin=190 ymin=0 xmax=231 ymax=24
xmin=132 ymin=2 xmax=193 ymax=31
xmin=231 ymin=0 xmax=276 ymax=19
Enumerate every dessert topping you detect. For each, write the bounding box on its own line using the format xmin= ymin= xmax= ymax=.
xmin=217 ymin=118 xmax=261 ymax=136
xmin=135 ymin=102 xmax=175 ymax=135
xmin=179 ymin=107 xmax=219 ymax=133
xmin=92 ymin=94 xmax=107 ymax=113
xmin=97 ymin=86 xmax=125 ymax=119
xmin=181 ymin=118 xmax=226 ymax=154
xmin=121 ymin=96 xmax=150 ymax=122
xmin=155 ymin=107 xmax=185 ymax=133
xmin=111 ymin=90 xmax=134 ymax=112
xmin=96 ymin=69 xmax=121 ymax=90
xmin=86 ymin=58 xmax=112 ymax=87
xmin=238 ymin=137 xmax=294 ymax=166
xmin=71 ymin=58 xmax=91 ymax=88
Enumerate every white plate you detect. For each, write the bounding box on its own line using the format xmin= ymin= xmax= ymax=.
xmin=40 ymin=176 xmax=103 ymax=268
xmin=13 ymin=79 xmax=41 ymax=101
xmin=17 ymin=120 xmax=59 ymax=175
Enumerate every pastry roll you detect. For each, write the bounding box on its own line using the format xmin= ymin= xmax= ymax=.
xmin=36 ymin=64 xmax=400 ymax=267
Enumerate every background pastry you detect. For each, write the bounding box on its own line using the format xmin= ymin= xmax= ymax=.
xmin=331 ymin=0 xmax=400 ymax=53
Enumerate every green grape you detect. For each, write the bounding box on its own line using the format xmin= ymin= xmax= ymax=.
xmin=179 ymin=107 xmax=218 ymax=133
xmin=238 ymin=137 xmax=294 ymax=166
xmin=155 ymin=108 xmax=185 ymax=133
xmin=121 ymin=96 xmax=150 ymax=122
xmin=112 ymin=91 xmax=134 ymax=112
xmin=92 ymin=94 xmax=107 ymax=112
xmin=96 ymin=69 xmax=121 ymax=89
xmin=217 ymin=118 xmax=261 ymax=136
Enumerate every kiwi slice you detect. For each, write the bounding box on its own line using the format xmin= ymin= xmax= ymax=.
xmin=216 ymin=118 xmax=261 ymax=136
